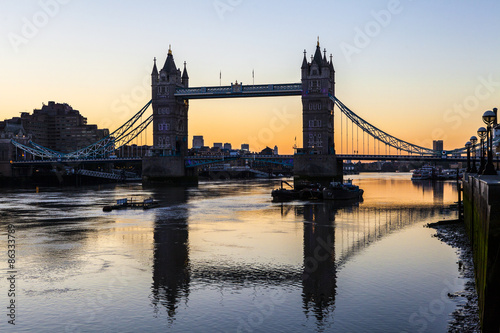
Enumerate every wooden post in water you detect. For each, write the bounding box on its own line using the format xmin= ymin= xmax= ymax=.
xmin=457 ymin=167 xmax=462 ymax=221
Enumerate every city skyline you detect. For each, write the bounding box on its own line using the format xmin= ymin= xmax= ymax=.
xmin=1 ymin=0 xmax=500 ymax=154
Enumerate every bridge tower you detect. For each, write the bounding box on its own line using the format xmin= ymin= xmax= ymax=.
xmin=295 ymin=40 xmax=342 ymax=187
xmin=151 ymin=47 xmax=189 ymax=156
xmin=143 ymin=47 xmax=196 ymax=184
xmin=301 ymin=39 xmax=335 ymax=155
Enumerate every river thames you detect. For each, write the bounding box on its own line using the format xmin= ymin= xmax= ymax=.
xmin=1 ymin=173 xmax=468 ymax=332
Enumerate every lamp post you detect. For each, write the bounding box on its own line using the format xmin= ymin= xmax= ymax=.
xmin=470 ymin=136 xmax=478 ymax=173
xmin=482 ymin=110 xmax=497 ymax=175
xmin=478 ymin=127 xmax=487 ymax=174
xmin=465 ymin=141 xmax=472 ymax=173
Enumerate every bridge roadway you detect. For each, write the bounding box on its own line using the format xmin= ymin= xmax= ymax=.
xmin=11 ymin=153 xmax=470 ymax=167
xmin=174 ymin=83 xmax=302 ymax=99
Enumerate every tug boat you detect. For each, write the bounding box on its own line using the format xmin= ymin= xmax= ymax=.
xmin=271 ymin=179 xmax=363 ymax=201
xmin=322 ymin=179 xmax=364 ymax=200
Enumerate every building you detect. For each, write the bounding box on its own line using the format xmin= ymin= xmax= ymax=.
xmin=433 ymin=140 xmax=444 ymax=151
xmin=260 ymin=146 xmax=273 ymax=155
xmin=192 ymin=135 xmax=204 ymax=149
xmin=151 ymin=47 xmax=189 ymax=156
xmin=241 ymin=143 xmax=249 ymax=151
xmin=20 ymin=101 xmax=109 ymax=153
xmin=273 ymin=145 xmax=278 ymax=155
xmin=0 ymin=118 xmax=31 ymax=177
xmin=301 ymin=40 xmax=335 ymax=154
xmin=223 ymin=143 xmax=232 ymax=150
xmin=213 ymin=143 xmax=223 ymax=149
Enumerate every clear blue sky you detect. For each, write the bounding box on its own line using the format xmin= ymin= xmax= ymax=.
xmin=1 ymin=0 xmax=499 ymax=153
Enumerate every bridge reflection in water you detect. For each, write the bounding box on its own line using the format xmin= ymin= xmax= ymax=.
xmin=149 ymin=181 xmax=453 ymax=327
xmin=150 ymin=187 xmax=190 ymax=321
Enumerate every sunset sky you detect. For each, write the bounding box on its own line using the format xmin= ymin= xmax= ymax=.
xmin=1 ymin=0 xmax=499 ymax=154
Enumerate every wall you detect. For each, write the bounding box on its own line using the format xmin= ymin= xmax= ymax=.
xmin=462 ymin=174 xmax=500 ymax=332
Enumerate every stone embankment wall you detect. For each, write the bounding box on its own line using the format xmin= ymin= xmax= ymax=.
xmin=462 ymin=174 xmax=500 ymax=332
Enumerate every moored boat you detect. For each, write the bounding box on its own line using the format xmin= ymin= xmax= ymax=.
xmin=411 ymin=165 xmax=436 ymax=180
xmin=103 ymin=197 xmax=159 ymax=212
xmin=272 ymin=179 xmax=363 ymax=201
xmin=322 ymin=179 xmax=364 ymax=200
xmin=271 ymin=181 xmax=300 ymax=201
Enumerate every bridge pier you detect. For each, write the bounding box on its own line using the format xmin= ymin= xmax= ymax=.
xmin=142 ymin=156 xmax=198 ymax=185
xmin=293 ymin=154 xmax=343 ymax=189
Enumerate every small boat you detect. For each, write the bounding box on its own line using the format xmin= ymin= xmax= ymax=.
xmin=271 ymin=181 xmax=300 ymax=201
xmin=272 ymin=179 xmax=363 ymax=201
xmin=103 ymin=197 xmax=159 ymax=212
xmin=411 ymin=165 xmax=436 ymax=180
xmin=322 ymin=179 xmax=364 ymax=200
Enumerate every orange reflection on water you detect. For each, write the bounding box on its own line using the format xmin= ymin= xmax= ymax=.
xmin=352 ymin=173 xmax=458 ymax=208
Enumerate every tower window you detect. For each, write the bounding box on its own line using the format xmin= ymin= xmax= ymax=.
xmin=309 ymin=80 xmax=320 ymax=93
xmin=309 ymin=119 xmax=322 ymax=128
xmin=158 ymin=107 xmax=171 ymax=115
xmin=158 ymin=122 xmax=170 ymax=131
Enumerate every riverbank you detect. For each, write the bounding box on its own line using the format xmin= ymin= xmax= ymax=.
xmin=428 ymin=221 xmax=480 ymax=332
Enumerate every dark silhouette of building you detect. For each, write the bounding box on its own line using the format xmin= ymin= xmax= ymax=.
xmin=433 ymin=140 xmax=443 ymax=151
xmin=260 ymin=146 xmax=274 ymax=155
xmin=192 ymin=135 xmax=204 ymax=149
xmin=20 ymin=101 xmax=108 ymax=153
xmin=0 ymin=118 xmax=31 ymax=176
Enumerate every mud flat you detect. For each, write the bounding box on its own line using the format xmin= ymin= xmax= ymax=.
xmin=428 ymin=220 xmax=480 ymax=332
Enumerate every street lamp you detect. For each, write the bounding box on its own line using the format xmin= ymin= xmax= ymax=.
xmin=465 ymin=141 xmax=472 ymax=173
xmin=482 ymin=110 xmax=497 ymax=175
xmin=477 ymin=127 xmax=487 ymax=174
xmin=470 ymin=136 xmax=478 ymax=173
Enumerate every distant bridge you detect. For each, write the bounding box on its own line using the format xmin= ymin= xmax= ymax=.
xmin=10 ymin=153 xmax=473 ymax=169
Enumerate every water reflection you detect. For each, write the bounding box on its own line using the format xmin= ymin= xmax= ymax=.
xmin=145 ymin=178 xmax=457 ymax=330
xmin=301 ymin=202 xmax=337 ymax=326
xmin=411 ymin=180 xmax=445 ymax=204
xmin=150 ymin=187 xmax=190 ymax=321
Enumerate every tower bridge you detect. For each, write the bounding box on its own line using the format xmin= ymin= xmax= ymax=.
xmin=10 ymin=41 xmax=475 ymax=184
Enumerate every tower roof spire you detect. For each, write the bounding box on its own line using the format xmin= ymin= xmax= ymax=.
xmin=302 ymin=49 xmax=308 ymax=69
xmin=182 ymin=61 xmax=189 ymax=79
xmin=162 ymin=46 xmax=177 ymax=73
xmin=313 ymin=39 xmax=323 ymax=66
xmin=151 ymin=57 xmax=158 ymax=75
